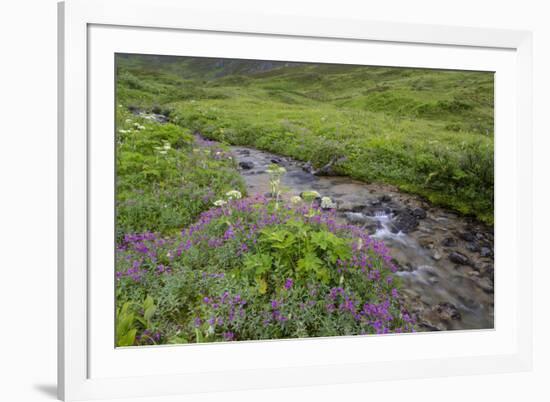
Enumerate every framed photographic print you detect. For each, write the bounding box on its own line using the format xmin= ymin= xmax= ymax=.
xmin=58 ymin=0 xmax=533 ymax=400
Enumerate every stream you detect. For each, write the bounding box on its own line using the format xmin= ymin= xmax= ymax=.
xmin=230 ymin=145 xmax=495 ymax=332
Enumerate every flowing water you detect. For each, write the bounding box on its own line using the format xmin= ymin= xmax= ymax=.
xmin=231 ymin=145 xmax=495 ymax=332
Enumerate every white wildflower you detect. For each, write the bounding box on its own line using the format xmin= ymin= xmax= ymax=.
xmin=154 ymin=143 xmax=170 ymax=155
xmin=290 ymin=195 xmax=302 ymax=204
xmin=213 ymin=199 xmax=227 ymax=207
xmin=321 ymin=196 xmax=336 ymax=209
xmin=225 ymin=190 xmax=242 ymax=200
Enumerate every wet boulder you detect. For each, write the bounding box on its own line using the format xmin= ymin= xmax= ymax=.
xmin=344 ymin=212 xmax=369 ymax=225
xmin=435 ymin=302 xmax=462 ymax=321
xmin=238 ymin=161 xmax=254 ymax=170
xmin=336 ymin=201 xmax=366 ymax=212
xmin=480 ymin=247 xmax=493 ymax=258
xmin=457 ymin=231 xmax=476 ymax=242
xmin=378 ymin=194 xmax=392 ymax=203
xmin=449 ymin=251 xmax=470 ymax=266
xmin=432 ymin=249 xmax=442 ymax=261
xmin=302 ymin=161 xmax=314 ymax=174
xmin=392 ymin=259 xmax=415 ymax=272
xmin=369 ymin=199 xmax=382 ymax=207
xmin=418 ymin=238 xmax=434 ymax=249
xmin=411 ymin=208 xmax=427 ymax=219
xmin=441 ymin=237 xmax=457 ymax=247
xmin=475 ymin=232 xmax=486 ymax=241
xmin=475 ymin=277 xmax=494 ymax=293
xmin=391 ymin=210 xmax=419 ymax=233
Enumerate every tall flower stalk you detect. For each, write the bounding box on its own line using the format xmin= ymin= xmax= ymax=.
xmin=266 ymin=164 xmax=286 ymax=209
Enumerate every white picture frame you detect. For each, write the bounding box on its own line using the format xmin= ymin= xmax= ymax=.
xmin=58 ymin=0 xmax=533 ymax=400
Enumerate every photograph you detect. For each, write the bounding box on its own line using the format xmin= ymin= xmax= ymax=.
xmin=3 ymin=0 xmax=546 ymax=400
xmin=114 ymin=54 xmax=495 ymax=347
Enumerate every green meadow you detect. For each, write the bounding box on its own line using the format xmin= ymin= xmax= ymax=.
xmin=117 ymin=55 xmax=494 ymax=227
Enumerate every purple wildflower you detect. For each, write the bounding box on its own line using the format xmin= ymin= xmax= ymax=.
xmin=284 ymin=278 xmax=293 ymax=290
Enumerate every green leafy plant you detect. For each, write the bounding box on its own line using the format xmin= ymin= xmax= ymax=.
xmin=115 ymin=296 xmax=159 ymax=347
xmin=116 ymin=302 xmax=138 ymax=347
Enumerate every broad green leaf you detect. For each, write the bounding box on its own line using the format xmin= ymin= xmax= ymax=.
xmin=195 ymin=328 xmax=204 ymax=343
xmin=117 ymin=328 xmax=136 ymax=347
xmin=297 ymin=252 xmax=323 ymax=274
xmin=144 ymin=305 xmax=157 ymax=322
xmin=143 ymin=295 xmax=154 ymax=310
xmin=256 ymin=277 xmax=268 ymax=295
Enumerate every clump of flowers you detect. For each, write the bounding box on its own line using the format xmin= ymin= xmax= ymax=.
xmin=116 ymin=194 xmax=415 ymax=345
xmin=320 ymin=196 xmax=336 ymax=210
xmin=226 ymin=190 xmax=242 ymax=200
xmin=154 ymin=141 xmax=171 ymax=155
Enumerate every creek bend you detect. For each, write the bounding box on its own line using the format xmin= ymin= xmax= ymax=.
xmin=230 ymin=144 xmax=494 ymax=332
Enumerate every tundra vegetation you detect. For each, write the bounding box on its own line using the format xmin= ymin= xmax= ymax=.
xmin=114 ymin=55 xmax=493 ymax=345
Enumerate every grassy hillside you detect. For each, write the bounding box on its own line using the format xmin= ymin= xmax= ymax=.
xmin=116 ymin=54 xmax=494 ymax=224
xmin=115 ymin=106 xmax=246 ymax=240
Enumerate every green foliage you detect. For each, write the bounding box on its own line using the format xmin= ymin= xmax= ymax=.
xmin=115 ymin=55 xmax=494 ymax=223
xmin=115 ymin=296 xmax=159 ymax=347
xmin=115 ymin=106 xmax=246 ymax=238
xmin=244 ymin=222 xmax=351 ymax=288
xmin=116 ymin=302 xmax=137 ymax=346
xmin=116 ymin=197 xmax=413 ymax=343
